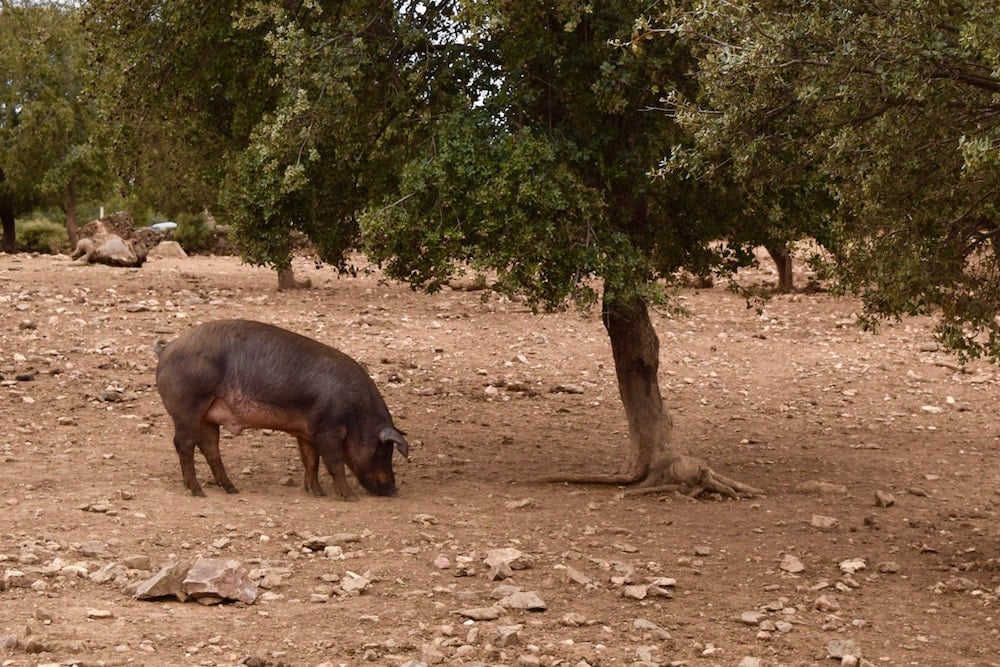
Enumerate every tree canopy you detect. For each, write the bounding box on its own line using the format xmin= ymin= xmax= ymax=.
xmin=0 ymin=0 xmax=111 ymax=246
xmin=657 ymin=0 xmax=1000 ymax=357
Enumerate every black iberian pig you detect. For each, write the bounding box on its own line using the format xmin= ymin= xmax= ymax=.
xmin=154 ymin=319 xmax=409 ymax=500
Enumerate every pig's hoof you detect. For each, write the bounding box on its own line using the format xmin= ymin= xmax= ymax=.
xmin=223 ymin=485 xmax=240 ymax=494
xmin=190 ymin=487 xmax=206 ymax=497
xmin=338 ymin=492 xmax=360 ymax=502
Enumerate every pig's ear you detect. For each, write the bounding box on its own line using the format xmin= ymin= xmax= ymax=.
xmin=380 ymin=427 xmax=410 ymax=459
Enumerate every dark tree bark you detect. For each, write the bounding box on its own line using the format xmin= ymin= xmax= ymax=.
xmin=64 ymin=180 xmax=80 ymax=246
xmin=0 ymin=201 xmax=15 ymax=253
xmin=603 ymin=292 xmax=672 ymax=481
xmin=538 ymin=291 xmax=762 ymax=498
xmin=766 ymin=244 xmax=794 ymax=292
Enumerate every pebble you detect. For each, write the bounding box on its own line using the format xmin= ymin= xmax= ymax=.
xmin=839 ymin=558 xmax=867 ymax=574
xmin=828 ymin=638 xmax=863 ymax=659
xmin=874 ymin=490 xmax=896 ymax=507
xmin=739 ymin=611 xmax=766 ymax=625
xmin=340 ymin=571 xmax=370 ymax=594
xmin=564 ymin=566 xmax=592 ymax=586
xmin=484 ymin=548 xmax=532 ymax=570
xmin=810 ymin=515 xmax=839 ymax=530
xmin=455 ymin=607 xmax=501 ymax=621
xmin=498 ymin=591 xmax=547 ymax=611
xmin=815 ymin=594 xmax=841 ymax=612
xmin=495 ymin=624 xmax=523 ymax=647
xmin=633 ymin=618 xmax=671 ymax=640
xmin=779 ymin=554 xmax=805 ymax=573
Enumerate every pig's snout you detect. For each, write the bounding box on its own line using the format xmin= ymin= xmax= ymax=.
xmin=359 ymin=468 xmax=398 ymax=496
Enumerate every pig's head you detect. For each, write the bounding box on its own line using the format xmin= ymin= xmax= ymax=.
xmin=348 ymin=426 xmax=409 ymax=496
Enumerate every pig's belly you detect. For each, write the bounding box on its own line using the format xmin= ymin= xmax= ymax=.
xmin=203 ymin=394 xmax=310 ymax=437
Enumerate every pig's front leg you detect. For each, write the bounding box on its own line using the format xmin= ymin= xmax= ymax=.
xmin=315 ymin=428 xmax=358 ymax=501
xmin=296 ymin=436 xmax=326 ymax=497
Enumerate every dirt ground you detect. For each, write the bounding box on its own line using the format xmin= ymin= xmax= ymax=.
xmin=0 ymin=251 xmax=997 ymax=667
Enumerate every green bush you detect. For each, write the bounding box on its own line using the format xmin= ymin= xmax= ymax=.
xmin=174 ymin=212 xmax=212 ymax=253
xmin=16 ymin=218 xmax=70 ymax=254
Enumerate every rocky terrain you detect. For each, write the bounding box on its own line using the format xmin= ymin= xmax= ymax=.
xmin=0 ymin=252 xmax=998 ymax=667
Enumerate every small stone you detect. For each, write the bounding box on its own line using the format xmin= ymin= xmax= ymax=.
xmin=694 ymin=545 xmax=712 ymax=556
xmin=874 ymin=490 xmax=896 ymax=507
xmin=565 ymin=566 xmax=592 ymax=586
xmin=738 ymin=658 xmax=762 ymax=667
xmin=455 ymin=607 xmax=501 ymax=621
xmin=433 ymin=555 xmax=451 ymax=569
xmin=498 ymin=591 xmax=547 ymax=611
xmin=839 ymin=558 xmax=867 ymax=574
xmin=495 ymin=624 xmax=523 ymax=647
xmin=561 ymin=612 xmax=587 ymax=627
xmin=551 ymin=383 xmax=584 ymax=394
xmin=779 ymin=554 xmax=805 ymax=573
xmin=623 ymin=584 xmax=648 ymax=600
xmin=487 ymin=562 xmax=513 ymax=581
xmin=122 ymin=555 xmax=153 ymax=571
xmin=182 ymin=558 xmax=257 ymax=604
xmin=86 ymin=608 xmax=114 ymax=619
xmin=810 ymin=515 xmax=838 ymax=530
xmin=739 ymin=611 xmax=766 ymax=625
xmin=828 ymin=638 xmax=863 ymax=659
xmin=815 ymin=594 xmax=841 ymax=612
xmin=920 ymin=405 xmax=943 ymax=414
xmin=633 ymin=618 xmax=671 ymax=640
xmin=484 ymin=548 xmax=532 ymax=570
xmin=876 ymin=561 xmax=900 ymax=574
xmin=421 ymin=645 xmax=446 ymax=665
xmin=89 ymin=563 xmax=127 ymax=584
xmin=340 ymin=571 xmax=370 ymax=594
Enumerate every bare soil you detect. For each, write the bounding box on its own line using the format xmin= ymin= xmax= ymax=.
xmin=1 ymin=252 xmax=998 ymax=667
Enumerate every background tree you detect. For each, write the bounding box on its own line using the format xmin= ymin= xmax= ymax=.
xmin=362 ymin=2 xmax=762 ymax=494
xmin=84 ymin=0 xmax=277 ymax=217
xmin=657 ymin=0 xmax=1000 ymax=357
xmin=0 ymin=0 xmax=111 ymax=247
xmin=86 ymin=0 xmax=465 ymax=286
xmin=218 ymin=0 xmax=468 ymax=281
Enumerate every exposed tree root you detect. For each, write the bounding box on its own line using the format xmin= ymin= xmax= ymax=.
xmin=536 ymin=455 xmax=763 ymax=500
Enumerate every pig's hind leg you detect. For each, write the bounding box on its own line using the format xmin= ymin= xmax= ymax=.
xmin=171 ymin=420 xmax=208 ymax=496
xmin=196 ymin=420 xmax=238 ymax=493
xmin=315 ymin=428 xmax=358 ymax=501
xmin=296 ymin=437 xmax=326 ymax=496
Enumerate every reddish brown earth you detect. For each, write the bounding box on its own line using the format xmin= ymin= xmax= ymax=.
xmin=0 ymin=252 xmax=997 ymax=667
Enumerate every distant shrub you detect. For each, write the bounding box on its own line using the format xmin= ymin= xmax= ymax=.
xmin=174 ymin=212 xmax=212 ymax=253
xmin=16 ymin=218 xmax=70 ymax=254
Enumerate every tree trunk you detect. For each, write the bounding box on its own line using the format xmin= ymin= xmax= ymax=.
xmin=765 ymin=244 xmax=794 ymax=292
xmin=277 ymin=265 xmax=312 ymax=290
xmin=537 ymin=290 xmax=763 ymax=498
xmin=64 ymin=180 xmax=80 ymax=246
xmin=602 ymin=292 xmax=674 ymax=480
xmin=0 ymin=201 xmax=14 ymax=253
